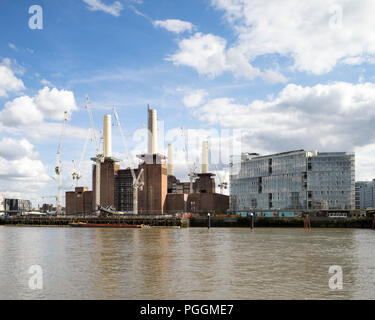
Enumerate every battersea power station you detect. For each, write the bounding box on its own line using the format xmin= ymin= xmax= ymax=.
xmin=66 ymin=107 xmax=229 ymax=215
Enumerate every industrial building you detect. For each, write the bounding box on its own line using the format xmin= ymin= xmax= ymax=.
xmin=165 ymin=142 xmax=229 ymax=214
xmin=355 ymin=180 xmax=375 ymax=209
xmin=65 ymin=105 xmax=229 ymax=215
xmin=66 ymin=187 xmax=92 ymax=215
xmin=230 ymin=150 xmax=355 ymax=211
xmin=114 ymin=168 xmax=139 ymax=212
xmin=1 ymin=198 xmax=32 ymax=215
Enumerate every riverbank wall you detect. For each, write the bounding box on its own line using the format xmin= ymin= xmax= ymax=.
xmin=1 ymin=216 xmax=373 ymax=228
xmin=2 ymin=215 xmax=183 ymax=227
xmin=189 ymin=216 xmax=374 ymax=228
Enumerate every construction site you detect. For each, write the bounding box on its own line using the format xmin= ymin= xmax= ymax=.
xmin=63 ymin=98 xmax=229 ymax=217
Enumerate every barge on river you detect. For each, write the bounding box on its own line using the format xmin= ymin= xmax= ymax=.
xmin=69 ymin=222 xmax=145 ymax=228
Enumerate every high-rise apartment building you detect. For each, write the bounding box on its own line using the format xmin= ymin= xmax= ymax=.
xmin=230 ymin=150 xmax=355 ymax=211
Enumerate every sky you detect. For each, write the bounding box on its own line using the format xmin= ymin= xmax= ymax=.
xmin=1 ymin=0 xmax=375 ymax=207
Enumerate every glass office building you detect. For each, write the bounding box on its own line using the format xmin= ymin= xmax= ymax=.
xmin=230 ymin=150 xmax=355 ymax=211
xmin=355 ymin=180 xmax=375 ymax=209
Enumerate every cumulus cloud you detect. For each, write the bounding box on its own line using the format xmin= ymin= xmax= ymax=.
xmin=0 ymin=138 xmax=37 ymax=161
xmin=83 ymin=0 xmax=123 ymax=17
xmin=211 ymin=0 xmax=375 ymax=74
xmin=34 ymin=87 xmax=78 ymax=120
xmin=168 ymin=32 xmax=286 ymax=82
xmin=0 ymin=60 xmax=25 ymax=97
xmin=0 ymin=138 xmax=49 ymax=195
xmin=168 ymin=33 xmax=228 ymax=78
xmin=40 ymin=78 xmax=53 ymax=87
xmin=1 ymin=96 xmax=44 ymax=126
xmin=153 ymin=19 xmax=195 ymax=34
xmin=0 ymin=87 xmax=78 ymax=128
xmin=182 ymin=89 xmax=208 ymax=108
xmin=186 ymin=81 xmax=375 ymax=179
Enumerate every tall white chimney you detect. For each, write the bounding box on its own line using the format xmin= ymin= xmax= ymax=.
xmin=202 ymin=141 xmax=209 ymax=173
xmin=103 ymin=114 xmax=112 ymax=158
xmin=168 ymin=143 xmax=174 ymax=176
xmin=148 ymin=106 xmax=157 ymax=154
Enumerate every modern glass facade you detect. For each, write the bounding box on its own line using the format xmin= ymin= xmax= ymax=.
xmin=230 ymin=150 xmax=355 ymax=211
xmin=355 ymin=180 xmax=375 ymax=209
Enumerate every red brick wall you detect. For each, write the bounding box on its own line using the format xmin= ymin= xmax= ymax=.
xmin=65 ymin=188 xmax=93 ymax=215
xmin=92 ymin=158 xmax=119 ymax=209
xmin=187 ymin=193 xmax=229 ymax=214
xmin=138 ymin=156 xmax=168 ymax=215
xmin=166 ymin=193 xmax=188 ymax=213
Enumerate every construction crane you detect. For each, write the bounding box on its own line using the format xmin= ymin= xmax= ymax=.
xmin=72 ymin=128 xmax=91 ymax=187
xmin=113 ymin=107 xmax=144 ymax=215
xmin=85 ymin=94 xmax=104 ymax=213
xmin=214 ymin=163 xmax=228 ymax=194
xmin=55 ymin=111 xmax=68 ymax=215
xmin=208 ymin=140 xmax=228 ymax=194
xmin=180 ymin=127 xmax=197 ymax=193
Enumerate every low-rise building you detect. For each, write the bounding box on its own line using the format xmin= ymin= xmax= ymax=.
xmin=65 ymin=187 xmax=92 ymax=215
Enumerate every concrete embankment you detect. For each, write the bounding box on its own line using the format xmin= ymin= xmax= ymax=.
xmin=2 ymin=216 xmax=373 ymax=229
xmin=3 ymin=216 xmax=185 ymax=227
xmin=189 ymin=216 xmax=374 ymax=228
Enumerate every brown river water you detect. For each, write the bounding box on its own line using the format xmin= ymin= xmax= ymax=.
xmin=0 ymin=226 xmax=374 ymax=300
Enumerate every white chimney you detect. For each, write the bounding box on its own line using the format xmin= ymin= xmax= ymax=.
xmin=168 ymin=143 xmax=174 ymax=176
xmin=148 ymin=106 xmax=157 ymax=154
xmin=103 ymin=114 xmax=112 ymax=158
xmin=202 ymin=141 xmax=209 ymax=173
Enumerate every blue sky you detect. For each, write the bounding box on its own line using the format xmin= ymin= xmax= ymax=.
xmin=1 ymin=0 xmax=375 ymax=206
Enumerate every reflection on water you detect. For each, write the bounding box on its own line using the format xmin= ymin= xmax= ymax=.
xmin=0 ymin=226 xmax=374 ymax=300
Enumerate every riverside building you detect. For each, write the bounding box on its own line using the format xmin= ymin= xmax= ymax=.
xmin=355 ymin=179 xmax=375 ymax=210
xmin=230 ymin=150 xmax=355 ymax=211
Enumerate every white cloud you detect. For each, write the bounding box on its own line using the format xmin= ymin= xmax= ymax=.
xmin=0 ymin=138 xmax=37 ymax=161
xmin=168 ymin=32 xmax=286 ymax=82
xmin=0 ymin=96 xmax=44 ymax=126
xmin=0 ymin=138 xmax=49 ymax=194
xmin=211 ymin=0 xmax=375 ymax=74
xmin=153 ymin=19 xmax=195 ymax=34
xmin=182 ymin=89 xmax=208 ymax=108
xmin=225 ymin=47 xmax=260 ymax=80
xmin=0 ymin=87 xmax=83 ymax=142
xmin=40 ymin=78 xmax=53 ymax=87
xmin=0 ymin=60 xmax=25 ymax=97
xmin=261 ymin=69 xmax=288 ymax=84
xmin=8 ymin=43 xmax=18 ymax=51
xmin=0 ymin=87 xmax=78 ymax=128
xmin=186 ymin=81 xmax=375 ymax=180
xmin=168 ymin=33 xmax=228 ymax=78
xmin=83 ymin=0 xmax=123 ymax=17
xmin=34 ymin=87 xmax=78 ymax=120
xmin=354 ymin=143 xmax=375 ymax=181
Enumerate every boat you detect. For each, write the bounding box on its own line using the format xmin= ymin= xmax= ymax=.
xmin=69 ymin=222 xmax=145 ymax=228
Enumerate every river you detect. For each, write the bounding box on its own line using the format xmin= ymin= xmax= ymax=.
xmin=0 ymin=226 xmax=374 ymax=299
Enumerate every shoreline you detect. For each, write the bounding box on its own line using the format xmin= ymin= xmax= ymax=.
xmin=1 ymin=216 xmax=374 ymax=229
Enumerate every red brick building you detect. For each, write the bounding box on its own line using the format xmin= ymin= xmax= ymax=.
xmin=138 ymin=154 xmax=168 ymax=215
xmin=65 ymin=187 xmax=92 ymax=215
xmin=92 ymin=157 xmax=120 ymax=210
